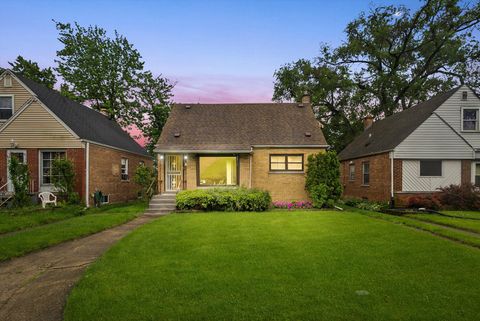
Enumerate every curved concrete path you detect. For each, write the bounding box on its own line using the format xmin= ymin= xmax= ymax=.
xmin=0 ymin=215 xmax=156 ymax=321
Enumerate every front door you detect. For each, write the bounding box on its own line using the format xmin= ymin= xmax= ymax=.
xmin=7 ymin=150 xmax=27 ymax=192
xmin=166 ymin=155 xmax=183 ymax=191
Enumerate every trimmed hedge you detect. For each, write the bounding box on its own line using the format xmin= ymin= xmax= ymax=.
xmin=176 ymin=188 xmax=271 ymax=212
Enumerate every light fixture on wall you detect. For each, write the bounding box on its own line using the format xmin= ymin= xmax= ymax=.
xmin=184 ymin=155 xmax=188 ymax=160
xmin=10 ymin=139 xmax=18 ymax=149
xmin=159 ymin=155 xmax=164 ymax=160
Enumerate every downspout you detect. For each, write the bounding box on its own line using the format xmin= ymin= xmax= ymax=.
xmin=85 ymin=141 xmax=90 ymax=207
xmin=249 ymin=147 xmax=253 ymax=188
xmin=390 ymin=151 xmax=394 ymax=208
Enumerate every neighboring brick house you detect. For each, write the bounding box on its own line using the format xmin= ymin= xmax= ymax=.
xmin=0 ymin=69 xmax=152 ymax=206
xmin=154 ymin=96 xmax=328 ymax=201
xmin=338 ymin=85 xmax=480 ymax=205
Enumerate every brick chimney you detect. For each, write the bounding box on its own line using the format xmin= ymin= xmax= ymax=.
xmin=301 ymin=92 xmax=311 ymax=105
xmin=363 ymin=115 xmax=374 ymax=130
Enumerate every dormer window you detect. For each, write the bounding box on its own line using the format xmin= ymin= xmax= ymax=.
xmin=0 ymin=95 xmax=13 ymax=120
xmin=462 ymin=91 xmax=468 ymax=100
xmin=462 ymin=108 xmax=479 ymax=131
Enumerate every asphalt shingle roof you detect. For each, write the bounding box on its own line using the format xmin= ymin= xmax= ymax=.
xmin=156 ymin=103 xmax=327 ymax=151
xmin=338 ymin=87 xmax=460 ymax=160
xmin=13 ymin=73 xmax=149 ymax=156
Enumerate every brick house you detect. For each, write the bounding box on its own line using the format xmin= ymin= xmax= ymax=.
xmin=338 ymin=85 xmax=480 ymax=205
xmin=0 ymin=69 xmax=152 ymax=206
xmin=154 ymin=96 xmax=328 ymax=201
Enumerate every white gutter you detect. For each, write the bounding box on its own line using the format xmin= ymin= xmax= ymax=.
xmin=154 ymin=149 xmax=252 ymax=154
xmin=85 ymin=141 xmax=90 ymax=207
xmin=249 ymin=149 xmax=253 ymax=188
xmin=390 ymin=151 xmax=394 ymax=199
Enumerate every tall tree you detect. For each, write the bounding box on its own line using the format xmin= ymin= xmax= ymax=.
xmin=133 ymin=71 xmax=174 ymax=154
xmin=274 ymin=0 xmax=480 ymax=151
xmin=8 ymin=55 xmax=57 ymax=89
xmin=54 ymin=21 xmax=144 ymax=124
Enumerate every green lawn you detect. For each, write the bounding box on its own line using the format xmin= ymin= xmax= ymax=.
xmin=406 ymin=213 xmax=480 ymax=234
xmin=65 ymin=210 xmax=480 ymax=321
xmin=0 ymin=205 xmax=84 ymax=234
xmin=0 ymin=202 xmax=146 ymax=261
xmin=440 ymin=211 xmax=480 ymax=219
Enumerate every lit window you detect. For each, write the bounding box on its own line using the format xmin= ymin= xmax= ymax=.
xmin=462 ymin=109 xmax=479 ymax=131
xmin=121 ymin=158 xmax=129 ymax=181
xmin=349 ymin=164 xmax=355 ymax=181
xmin=41 ymin=151 xmax=66 ymax=185
xmin=362 ymin=162 xmax=370 ymax=185
xmin=0 ymin=96 xmax=13 ymax=120
xmin=198 ymin=156 xmax=237 ymax=186
xmin=269 ymin=155 xmax=304 ymax=171
xmin=420 ymin=160 xmax=442 ymax=177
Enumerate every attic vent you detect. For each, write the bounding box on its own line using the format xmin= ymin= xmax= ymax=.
xmin=3 ymin=75 xmax=12 ymax=87
xmin=185 ymin=105 xmax=191 ymax=109
xmin=174 ymin=132 xmax=181 ymax=138
xmin=462 ymin=91 xmax=468 ymax=100
xmin=305 ymin=132 xmax=312 ymax=137
xmin=297 ymin=103 xmax=304 ymax=108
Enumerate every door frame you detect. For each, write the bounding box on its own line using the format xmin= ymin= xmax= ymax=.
xmin=165 ymin=154 xmax=183 ymax=191
xmin=6 ymin=149 xmax=27 ymax=192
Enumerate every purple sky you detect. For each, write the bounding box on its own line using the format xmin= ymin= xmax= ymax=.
xmin=1 ymin=0 xmax=423 ymax=103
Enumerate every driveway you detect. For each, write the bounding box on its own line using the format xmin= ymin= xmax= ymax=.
xmin=0 ymin=215 xmax=156 ymax=321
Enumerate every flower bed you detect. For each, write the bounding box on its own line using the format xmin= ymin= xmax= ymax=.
xmin=272 ymin=201 xmax=313 ymax=210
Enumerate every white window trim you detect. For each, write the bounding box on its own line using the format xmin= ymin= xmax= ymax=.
xmin=121 ymin=158 xmax=129 ymax=181
xmin=461 ymin=106 xmax=480 ymax=132
xmin=39 ymin=150 xmax=66 ymax=186
xmin=362 ymin=162 xmax=370 ymax=186
xmin=349 ymin=163 xmax=355 ymax=181
xmin=418 ymin=160 xmax=443 ymax=178
xmin=0 ymin=94 xmax=14 ymax=120
xmin=101 ymin=194 xmax=110 ymax=204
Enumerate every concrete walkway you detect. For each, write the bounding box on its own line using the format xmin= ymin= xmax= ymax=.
xmin=0 ymin=215 xmax=157 ymax=321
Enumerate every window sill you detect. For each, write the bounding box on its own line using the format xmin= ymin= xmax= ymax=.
xmin=269 ymin=171 xmax=304 ymax=174
xmin=361 ymin=184 xmax=370 ymax=187
xmin=121 ymin=180 xmax=130 ymax=183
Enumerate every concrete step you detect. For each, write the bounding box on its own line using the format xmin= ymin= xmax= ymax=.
xmin=144 ymin=209 xmax=173 ymax=216
xmin=149 ymin=200 xmax=176 ymax=205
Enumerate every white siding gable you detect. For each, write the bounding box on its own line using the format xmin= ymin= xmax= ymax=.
xmin=402 ymin=160 xmax=461 ymax=192
xmin=394 ymin=112 xmax=474 ymax=159
xmin=435 ymin=85 xmax=480 ymax=149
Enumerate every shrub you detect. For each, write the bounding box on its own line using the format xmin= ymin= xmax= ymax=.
xmin=272 ymin=200 xmax=313 ymax=210
xmin=305 ymin=151 xmax=342 ymax=208
xmin=438 ymin=183 xmax=480 ymax=210
xmin=134 ymin=163 xmax=155 ymax=200
xmin=52 ymin=158 xmax=79 ymax=204
xmin=176 ymin=188 xmax=271 ymax=212
xmin=343 ymin=198 xmax=387 ymax=211
xmin=406 ymin=195 xmax=442 ymax=210
xmin=8 ymin=156 xmax=31 ymax=208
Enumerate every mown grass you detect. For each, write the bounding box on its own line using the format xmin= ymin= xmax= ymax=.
xmin=65 ymin=210 xmax=480 ymax=321
xmin=440 ymin=211 xmax=480 ymax=219
xmin=406 ymin=213 xmax=480 ymax=234
xmin=0 ymin=202 xmax=146 ymax=261
xmin=0 ymin=205 xmax=83 ymax=234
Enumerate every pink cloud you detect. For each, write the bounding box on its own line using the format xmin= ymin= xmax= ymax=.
xmin=126 ymin=74 xmax=275 ymax=147
xmin=170 ymin=74 xmax=274 ymax=103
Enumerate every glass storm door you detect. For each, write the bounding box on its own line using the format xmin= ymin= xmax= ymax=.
xmin=166 ymin=155 xmax=183 ymax=191
xmin=7 ymin=150 xmax=27 ymax=192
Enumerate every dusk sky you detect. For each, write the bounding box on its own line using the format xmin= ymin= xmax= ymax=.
xmin=1 ymin=0 xmax=422 ymax=103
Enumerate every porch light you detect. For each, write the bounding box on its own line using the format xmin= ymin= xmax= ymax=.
xmin=184 ymin=155 xmax=188 ymax=160
xmin=159 ymin=155 xmax=164 ymax=160
xmin=10 ymin=139 xmax=18 ymax=149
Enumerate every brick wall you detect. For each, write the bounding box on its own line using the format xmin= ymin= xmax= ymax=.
xmin=461 ymin=160 xmax=471 ymax=185
xmin=340 ymin=152 xmax=392 ymax=202
xmin=251 ymin=147 xmax=324 ymax=201
xmin=89 ymin=144 xmax=152 ymax=204
xmin=26 ymin=149 xmax=39 ymax=193
xmin=66 ymin=148 xmax=85 ymax=200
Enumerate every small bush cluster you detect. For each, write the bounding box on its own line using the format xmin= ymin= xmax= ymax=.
xmin=134 ymin=163 xmax=156 ymax=200
xmin=176 ymin=188 xmax=271 ymax=212
xmin=272 ymin=200 xmax=313 ymax=210
xmin=344 ymin=198 xmax=387 ymax=211
xmin=406 ymin=195 xmax=442 ymax=210
xmin=8 ymin=156 xmax=31 ymax=208
xmin=305 ymin=151 xmax=342 ymax=208
xmin=52 ymin=158 xmax=79 ymax=204
xmin=406 ymin=184 xmax=480 ymax=210
xmin=439 ymin=183 xmax=480 ymax=210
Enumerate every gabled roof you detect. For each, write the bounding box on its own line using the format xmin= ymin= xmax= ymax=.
xmin=156 ymin=103 xmax=327 ymax=152
xmin=1 ymin=70 xmax=148 ymax=156
xmin=338 ymin=87 xmax=460 ymax=160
